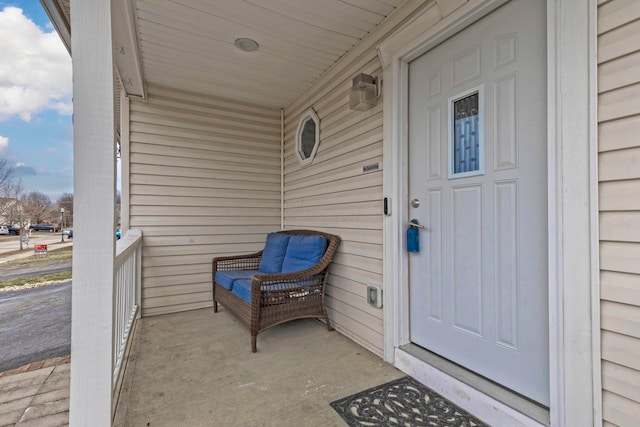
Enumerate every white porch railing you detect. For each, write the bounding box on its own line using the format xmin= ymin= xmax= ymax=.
xmin=113 ymin=229 xmax=142 ymax=390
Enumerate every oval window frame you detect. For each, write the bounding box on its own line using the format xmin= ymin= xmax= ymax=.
xmin=296 ymin=108 xmax=320 ymax=166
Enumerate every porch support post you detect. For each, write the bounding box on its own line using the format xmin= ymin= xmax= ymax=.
xmin=547 ymin=0 xmax=600 ymax=425
xmin=69 ymin=0 xmax=117 ymax=425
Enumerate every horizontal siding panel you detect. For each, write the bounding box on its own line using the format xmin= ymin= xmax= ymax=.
xmin=130 ymin=144 xmax=279 ymax=169
xmin=130 ymin=205 xmax=280 ymax=218
xmin=329 ymin=264 xmax=382 ymax=288
xmin=131 ymin=122 xmax=280 ymax=151
xmin=599 ymin=116 xmax=640 ymax=152
xmin=130 ymin=142 xmax=278 ymax=168
xmin=326 ymin=296 xmax=383 ymax=332
xmin=130 ymin=195 xmax=280 ymax=208
xmin=600 ymin=242 xmax=640 ymax=275
xmin=601 ymin=270 xmax=640 ymax=306
xmin=142 ymin=233 xmax=267 ymax=247
xmin=143 ymin=301 xmax=212 ymax=317
xmin=327 ymin=307 xmax=383 ymax=356
xmin=136 ymin=225 xmax=278 ymax=237
xmin=598 ymin=19 xmax=640 ymax=64
xmin=131 ymin=185 xmax=279 ymax=200
xmin=130 ymin=174 xmax=279 ymax=192
xmin=130 ymin=162 xmax=279 ymax=183
xmin=130 ymin=104 xmax=280 ymax=134
xmin=601 ymin=330 xmax=640 ymax=372
xmin=143 ymin=263 xmax=211 ymax=278
xmin=599 ymin=147 xmax=640 ymax=181
xmin=131 ymin=216 xmax=280 ymax=228
xmin=284 ymin=187 xmax=383 ymax=209
xmin=284 ymin=215 xmax=381 ymax=230
xmin=140 ymin=273 xmax=211 ymax=289
xmin=130 ymin=110 xmax=281 ymax=142
xmin=599 ymin=180 xmax=640 ymax=211
xmin=601 ymin=300 xmax=640 ymax=338
xmin=602 ymin=361 xmax=640 ymax=407
xmin=602 ymin=390 xmax=640 ymax=426
xmin=598 ymin=0 xmax=640 ymax=35
xmin=285 ymin=201 xmax=381 ymax=218
xmin=333 ymin=252 xmax=383 ymax=275
xmin=143 ymin=282 xmax=211 ymax=299
xmin=143 ymin=292 xmax=212 ymax=310
xmin=598 ymin=51 xmax=640 ymax=93
xmin=598 ymin=83 xmax=640 ymax=122
xmin=600 ymin=212 xmax=640 ymax=242
xmin=286 ymin=173 xmax=381 ymax=200
xmin=148 ymin=85 xmax=282 ymax=119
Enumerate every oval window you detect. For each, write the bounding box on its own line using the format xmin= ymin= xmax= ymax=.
xmin=296 ymin=108 xmax=320 ymax=166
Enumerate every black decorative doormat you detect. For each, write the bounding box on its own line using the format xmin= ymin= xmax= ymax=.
xmin=330 ymin=376 xmax=489 ymax=427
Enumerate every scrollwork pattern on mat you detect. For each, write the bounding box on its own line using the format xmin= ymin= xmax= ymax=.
xmin=330 ymin=376 xmax=488 ymax=427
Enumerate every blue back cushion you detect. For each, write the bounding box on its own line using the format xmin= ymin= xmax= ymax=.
xmin=258 ymin=233 xmax=291 ymax=274
xmin=281 ymin=235 xmax=327 ymax=273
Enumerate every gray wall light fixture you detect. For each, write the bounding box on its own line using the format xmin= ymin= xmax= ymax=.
xmin=350 ymin=73 xmax=379 ymax=111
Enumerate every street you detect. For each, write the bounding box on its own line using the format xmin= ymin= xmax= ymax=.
xmin=0 ymin=281 xmax=71 ymax=372
xmin=1 ymin=261 xmax=72 ymax=280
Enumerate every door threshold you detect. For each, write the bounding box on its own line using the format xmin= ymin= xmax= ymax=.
xmin=397 ymin=344 xmax=550 ymax=427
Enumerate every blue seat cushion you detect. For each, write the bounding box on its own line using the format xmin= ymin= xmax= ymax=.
xmin=214 ymin=270 xmax=260 ymax=290
xmin=231 ymin=278 xmax=252 ymax=303
xmin=258 ymin=233 xmax=291 ymax=274
xmin=281 ymin=235 xmax=327 ymax=273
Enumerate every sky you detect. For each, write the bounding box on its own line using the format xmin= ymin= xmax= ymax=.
xmin=0 ymin=0 xmax=73 ymax=202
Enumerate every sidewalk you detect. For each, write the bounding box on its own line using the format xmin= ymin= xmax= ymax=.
xmin=0 ymin=357 xmax=70 ymax=426
xmin=0 ymin=242 xmax=73 ymax=265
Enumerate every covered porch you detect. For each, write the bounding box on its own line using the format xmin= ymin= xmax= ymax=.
xmin=41 ymin=0 xmax=603 ymax=425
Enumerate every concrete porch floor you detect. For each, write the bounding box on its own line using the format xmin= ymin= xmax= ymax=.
xmin=115 ymin=308 xmax=404 ymax=426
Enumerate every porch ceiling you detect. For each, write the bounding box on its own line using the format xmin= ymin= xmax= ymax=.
xmin=128 ymin=0 xmax=406 ymax=107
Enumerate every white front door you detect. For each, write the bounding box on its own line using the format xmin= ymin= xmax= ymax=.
xmin=408 ymin=0 xmax=549 ymax=405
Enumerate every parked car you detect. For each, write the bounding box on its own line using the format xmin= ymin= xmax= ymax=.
xmin=116 ymin=229 xmax=121 ymax=239
xmin=0 ymin=225 xmax=8 ymax=235
xmin=1 ymin=225 xmax=19 ymax=235
xmin=30 ymin=223 xmax=59 ymax=232
xmin=64 ymin=228 xmax=73 ymax=238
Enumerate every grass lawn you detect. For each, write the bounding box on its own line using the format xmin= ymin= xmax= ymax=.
xmin=0 ymin=246 xmax=73 ymax=290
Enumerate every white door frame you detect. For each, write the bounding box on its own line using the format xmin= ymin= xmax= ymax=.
xmin=379 ymin=0 xmax=600 ymax=426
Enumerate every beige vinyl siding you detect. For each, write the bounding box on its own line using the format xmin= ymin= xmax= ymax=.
xmin=128 ymin=85 xmax=281 ymax=316
xmin=283 ymin=0 xmax=463 ymax=357
xmin=598 ymin=0 xmax=640 ymax=424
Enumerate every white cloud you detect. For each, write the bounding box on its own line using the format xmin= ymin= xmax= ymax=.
xmin=0 ymin=6 xmax=72 ymax=122
xmin=0 ymin=135 xmax=8 ymax=151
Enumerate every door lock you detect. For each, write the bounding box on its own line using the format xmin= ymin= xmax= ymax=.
xmin=411 ymin=198 xmax=420 ymax=208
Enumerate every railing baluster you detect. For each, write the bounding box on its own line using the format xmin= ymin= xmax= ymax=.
xmin=112 ymin=229 xmax=142 ymax=390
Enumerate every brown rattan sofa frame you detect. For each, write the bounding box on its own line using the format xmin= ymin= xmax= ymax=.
xmin=212 ymin=229 xmax=341 ymax=352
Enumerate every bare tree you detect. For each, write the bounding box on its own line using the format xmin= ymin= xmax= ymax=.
xmin=0 ymin=157 xmax=16 ymax=219
xmin=24 ymin=192 xmax=54 ymax=224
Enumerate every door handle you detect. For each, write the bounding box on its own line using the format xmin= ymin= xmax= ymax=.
xmin=408 ymin=219 xmax=425 ymax=229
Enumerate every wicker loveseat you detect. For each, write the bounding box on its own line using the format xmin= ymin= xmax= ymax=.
xmin=212 ymin=230 xmax=341 ymax=352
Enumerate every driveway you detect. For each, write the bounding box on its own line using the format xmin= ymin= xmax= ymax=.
xmin=0 ymin=281 xmax=71 ymax=372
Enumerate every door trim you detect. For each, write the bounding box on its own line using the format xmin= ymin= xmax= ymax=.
xmin=379 ymin=0 xmax=600 ymax=425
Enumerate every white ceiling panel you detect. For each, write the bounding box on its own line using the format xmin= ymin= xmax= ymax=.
xmin=130 ymin=0 xmax=407 ymax=107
